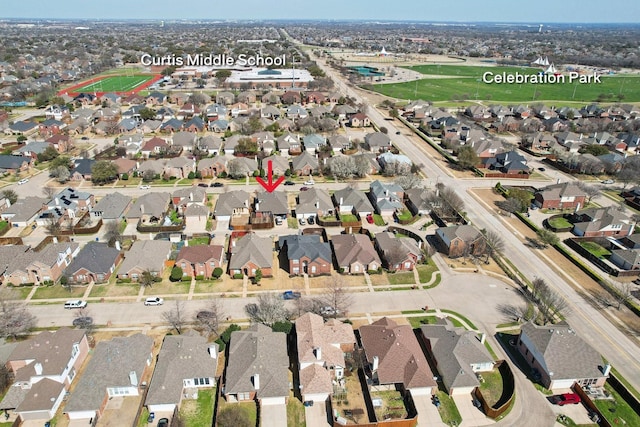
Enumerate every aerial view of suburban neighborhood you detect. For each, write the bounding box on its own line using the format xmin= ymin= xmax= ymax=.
xmin=1 ymin=2 xmax=640 ymax=427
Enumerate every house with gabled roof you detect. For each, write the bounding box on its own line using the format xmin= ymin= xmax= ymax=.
xmin=255 ymin=190 xmax=289 ymax=218
xmin=435 ymin=225 xmax=486 ymax=258
xmin=359 ymin=317 xmax=436 ymax=396
xmin=296 ymin=188 xmax=333 ymax=220
xmin=570 ymin=206 xmax=633 ymax=237
xmin=369 ymin=180 xmax=404 ymax=216
xmin=146 ymin=91 xmax=167 ymax=105
xmin=175 ymin=245 xmax=225 ymax=279
xmin=302 ymin=134 xmax=326 ymax=154
xmin=365 ymin=132 xmax=392 ymax=153
xmin=141 ymin=136 xmax=169 ymax=158
xmin=375 ymin=232 xmax=422 ymax=272
xmin=405 ymin=188 xmax=433 ymax=216
xmin=163 ymin=157 xmax=195 ymax=179
xmin=420 ymin=319 xmax=494 ymax=395
xmin=172 ymin=131 xmax=198 ymax=152
xmin=117 ymin=240 xmax=172 ymax=281
xmin=228 ymin=233 xmax=273 ymax=278
xmin=3 ymin=242 xmax=80 ymax=286
xmin=198 ymin=156 xmax=232 ymax=178
xmin=172 ymin=186 xmax=207 ymax=210
xmin=126 ymin=192 xmax=171 ymax=224
xmin=216 ymin=91 xmax=235 ymax=105
xmin=64 ymin=334 xmax=154 ymax=421
xmin=64 ymin=242 xmax=122 ymax=284
xmin=224 ymin=324 xmax=289 ymax=405
xmin=213 ymin=190 xmax=250 ymax=221
xmin=146 ymin=334 xmax=219 ymax=413
xmin=261 ymin=155 xmax=290 ymax=177
xmin=534 ymin=182 xmax=587 ymax=210
xmin=1 ymin=196 xmax=46 ymax=227
xmin=482 ymin=150 xmax=530 ymax=175
xmin=198 ymin=135 xmax=223 ymax=155
xmin=160 ymin=118 xmax=184 ymax=133
xmin=517 ymin=322 xmax=608 ymax=390
xmin=332 ymin=187 xmax=374 ymax=216
xmin=332 ymin=234 xmax=381 ymax=274
xmin=276 ymin=132 xmax=301 ymax=156
xmin=0 ymin=328 xmax=89 ymax=422
xmin=292 ymin=151 xmax=319 ymax=176
xmin=278 ymin=234 xmax=332 ymax=276
xmin=295 ymin=313 xmax=356 ymax=403
xmin=0 ymin=155 xmax=34 ymax=173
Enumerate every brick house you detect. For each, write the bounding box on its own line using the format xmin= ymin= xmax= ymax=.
xmin=175 ymin=245 xmax=225 ymax=278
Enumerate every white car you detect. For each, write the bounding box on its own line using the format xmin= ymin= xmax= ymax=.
xmin=17 ymin=178 xmax=29 ymax=185
xmin=304 ymin=180 xmax=315 ymax=186
xmin=144 ymin=297 xmax=164 ymax=306
xmin=64 ymin=300 xmax=87 ymax=309
xmin=139 ymin=185 xmax=151 ymax=190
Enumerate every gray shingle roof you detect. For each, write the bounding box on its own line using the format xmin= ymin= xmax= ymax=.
xmin=229 ymin=233 xmax=273 ymax=270
xmin=118 ymin=240 xmax=172 ymax=276
xmin=64 ymin=242 xmax=120 ymax=277
xmin=93 ymin=192 xmax=132 ymax=220
xmin=65 ymin=334 xmax=153 ymax=413
xmin=225 ymin=324 xmax=289 ymax=399
xmin=278 ymin=235 xmax=332 ymax=264
xmin=331 ymin=234 xmax=381 ymax=267
xmin=213 ymin=190 xmax=250 ymax=217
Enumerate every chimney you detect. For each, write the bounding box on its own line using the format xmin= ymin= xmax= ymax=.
xmin=34 ymin=362 xmax=43 ymax=375
xmin=315 ymin=347 xmax=322 ymax=361
xmin=602 ymin=364 xmax=611 ymax=376
xmin=115 ymin=241 xmax=121 ymax=251
xmin=372 ymin=356 xmax=379 ymax=372
xmin=189 ymin=192 xmax=193 ymax=201
xmin=315 ymin=201 xmax=319 ymax=209
xmin=339 ymin=197 xmax=343 ymax=205
xmin=129 ymin=371 xmax=138 ymax=386
xmin=480 ymin=333 xmax=486 ymax=345
xmin=253 ymin=374 xmax=260 ymax=390
xmin=208 ymin=344 xmax=218 ymax=359
xmin=255 ymin=202 xmax=260 ymax=212
xmin=55 ymin=198 xmax=60 ymax=206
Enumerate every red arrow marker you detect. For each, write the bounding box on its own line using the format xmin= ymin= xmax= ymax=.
xmin=256 ymin=160 xmax=285 ymax=193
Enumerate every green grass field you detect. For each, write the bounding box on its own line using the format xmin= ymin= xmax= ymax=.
xmin=371 ymin=64 xmax=640 ymax=103
xmin=75 ymin=75 xmax=153 ymax=93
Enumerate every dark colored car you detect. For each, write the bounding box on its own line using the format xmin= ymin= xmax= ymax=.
xmin=72 ymin=316 xmax=93 ymax=328
xmin=147 ymin=412 xmax=155 ymax=423
xmin=307 ymin=216 xmax=315 ymax=225
xmin=538 ymin=167 xmax=546 ymax=171
xmin=283 ymin=290 xmax=302 ymax=300
xmin=550 ymin=393 xmax=581 ymax=406
xmin=300 ymin=186 xmax=309 ymax=191
xmin=211 ymin=182 xmax=224 ymax=187
xmin=196 ymin=310 xmax=215 ymax=321
xmin=432 ymin=395 xmax=441 ymax=408
xmin=198 ymin=183 xmax=208 ymax=187
xmin=157 ymin=418 xmax=169 ymax=427
xmin=284 ymin=180 xmax=295 ymax=186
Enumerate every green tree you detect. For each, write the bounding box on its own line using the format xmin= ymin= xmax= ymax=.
xmin=1 ymin=189 xmax=17 ymax=205
xmin=457 ymin=145 xmax=480 ymax=169
xmin=139 ymin=270 xmax=155 ymax=288
xmin=37 ymin=146 xmax=60 ymax=162
xmin=139 ymin=107 xmax=156 ymax=121
xmin=49 ymin=155 xmax=71 ymax=171
xmin=215 ymin=69 xmax=232 ymax=82
xmin=508 ymin=188 xmax=534 ymax=212
xmin=212 ymin=267 xmax=223 ymax=279
xmin=254 ymin=268 xmax=263 ymax=284
xmin=161 ymin=66 xmax=177 ymax=76
xmin=236 ymin=137 xmax=258 ymax=155
xmin=16 ymin=135 xmax=27 ymax=143
xmin=91 ymin=160 xmax=119 ymax=185
xmin=580 ymin=144 xmax=609 ymax=156
xmin=536 ymin=229 xmax=559 ymax=247
xmin=170 ymin=266 xmax=183 ymax=282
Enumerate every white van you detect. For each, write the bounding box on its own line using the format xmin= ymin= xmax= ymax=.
xmin=64 ymin=300 xmax=87 ymax=309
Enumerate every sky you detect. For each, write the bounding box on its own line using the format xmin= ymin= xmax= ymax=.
xmin=3 ymin=0 xmax=640 ymax=23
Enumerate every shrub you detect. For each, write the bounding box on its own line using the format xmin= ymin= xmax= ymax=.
xmin=233 ymin=273 xmax=243 ymax=279
xmin=195 ymin=275 xmax=205 ymax=281
xmin=117 ymin=278 xmax=132 ymax=284
xmin=170 ymin=266 xmax=183 ymax=282
xmin=219 ymin=171 xmax=227 ymax=178
xmin=213 ymin=267 xmax=223 ymax=278
xmin=182 ymin=276 xmax=192 ymax=282
xmin=121 ymin=173 xmax=129 ymax=180
xmin=188 ymin=171 xmax=196 ymax=179
xmin=272 ymin=320 xmax=293 ymax=334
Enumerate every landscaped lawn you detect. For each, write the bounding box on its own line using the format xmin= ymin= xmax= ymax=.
xmin=6 ymin=285 xmax=33 ymax=300
xmin=594 ymin=383 xmax=640 ymax=426
xmin=287 ymin=397 xmax=306 ymax=427
xmin=0 ymin=220 xmax=9 ymax=234
xmin=435 ymin=390 xmax=462 ymax=426
xmin=188 ymin=236 xmax=210 ymax=246
xmin=142 ymin=280 xmax=190 ymax=295
xmin=371 ymin=390 xmax=407 ymax=421
xmin=89 ymin=283 xmax=140 ymax=298
xmin=31 ymin=284 xmax=86 ymax=300
xmin=579 ymin=241 xmax=611 ymax=258
xmin=407 ymin=315 xmax=438 ymax=328
xmin=373 ymin=214 xmax=386 ymax=226
xmin=478 ymin=369 xmax=504 ymax=407
xmin=287 ymin=217 xmax=298 ymax=229
xmin=417 ymin=260 xmax=439 ymax=284
xmin=547 ymin=216 xmax=573 ymax=229
xmin=217 ymin=399 xmax=257 ymax=427
xmin=396 ymin=209 xmax=413 ymax=222
xmin=340 ymin=214 xmax=359 ymax=223
xmin=179 ymin=388 xmax=216 ymax=427
xmin=387 ymin=271 xmax=415 ymax=285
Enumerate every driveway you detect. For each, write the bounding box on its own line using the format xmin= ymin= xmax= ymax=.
xmin=304 ymin=400 xmax=331 ymax=427
xmin=452 ymin=394 xmax=494 ymax=427
xmin=412 ymin=394 xmax=446 ymax=427
xmin=546 ymin=396 xmax=594 ymax=425
xmin=261 ymin=403 xmax=287 ymax=427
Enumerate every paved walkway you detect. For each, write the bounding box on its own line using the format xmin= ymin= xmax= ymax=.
xmin=303 ymin=273 xmax=310 ymax=295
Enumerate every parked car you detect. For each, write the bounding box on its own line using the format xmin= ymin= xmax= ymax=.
xmin=211 ymin=182 xmax=224 ymax=187
xmin=139 ymin=185 xmax=151 ymax=190
xmin=602 ymin=179 xmax=615 ymax=184
xmin=395 ymin=131 xmax=401 ymax=135
xmin=17 ymin=178 xmax=29 ymax=185
xmin=299 ymin=218 xmax=306 ymax=226
xmin=284 ymin=180 xmax=295 ymax=186
xmin=300 ymin=186 xmax=309 ymax=191
xmin=64 ymin=300 xmax=87 ymax=309
xmin=432 ymin=395 xmax=441 ymax=408
xmin=550 ymin=393 xmax=581 ymax=406
xmin=282 ymin=290 xmax=301 ymax=300
xmin=320 ymin=306 xmax=339 ymax=316
xmin=197 ymin=183 xmax=208 ymax=188
xmin=366 ymin=213 xmax=374 ymax=224
xmin=275 ymin=216 xmax=283 ymax=225
xmin=144 ymin=297 xmax=164 ymax=306
xmin=537 ymin=167 xmax=546 ymax=171
xmin=307 ymin=216 xmax=315 ymax=225
xmin=147 ymin=412 xmax=155 ymax=423
xmin=304 ymin=180 xmax=315 ymax=186
xmin=157 ymin=418 xmax=169 ymax=427
xmin=72 ymin=316 xmax=93 ymax=328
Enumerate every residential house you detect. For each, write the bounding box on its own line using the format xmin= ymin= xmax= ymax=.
xmin=255 ymin=191 xmax=289 ymax=218
xmin=172 ymin=131 xmax=197 ymax=152
xmin=296 ymin=188 xmax=334 ymax=220
xmin=137 ymin=159 xmax=165 ymax=179
xmin=227 ymin=157 xmax=258 ymax=178
xmin=208 ymin=117 xmax=230 ymax=133
xmin=420 ymin=319 xmax=494 ymax=395
xmin=534 ymin=182 xmax=587 ymax=210
xmin=230 ymin=102 xmax=250 ymax=118
xmin=228 ymin=233 xmax=273 ymax=278
xmin=224 ymin=324 xmax=289 ymax=405
xmin=117 ymin=240 xmax=172 ymax=281
xmin=69 ymin=158 xmax=95 ymax=181
xmin=213 ymin=190 xmax=250 ymax=221
xmin=141 ymin=120 xmax=162 ymax=133
xmin=286 ymin=105 xmax=308 ymax=120
xmin=64 ymin=242 xmax=122 ymax=284
xmin=38 ymin=187 xmax=94 ymax=225
xmin=610 ymin=249 xmax=640 ymax=271
xmin=1 ymin=197 xmax=46 ymax=227
xmin=44 ymin=104 xmax=70 ymax=121
xmin=516 ymin=322 xmax=608 ymax=390
xmin=349 ymin=112 xmax=370 ymax=128
xmin=12 ymin=141 xmax=50 ymax=159
xmin=328 ymin=135 xmax=351 ymax=153
xmin=0 ymin=329 xmax=89 ymax=422
xmin=198 ymin=156 xmax=232 ymax=178
xmin=261 ymin=155 xmax=290 ymax=177
xmin=118 ymin=118 xmax=138 ymax=133
xmin=177 ymin=103 xmax=200 ymax=120
xmin=145 ymin=334 xmax=219 ymax=413
xmin=332 ymin=187 xmax=374 ymax=216
xmin=291 ymin=151 xmax=319 ymax=176
xmin=405 ymin=188 xmax=434 ymax=216
xmin=160 ymin=118 xmax=184 ymax=133
xmin=185 ymin=204 xmax=210 ymax=232
xmin=118 ymin=134 xmax=144 ymax=156
xmin=261 ymin=105 xmax=282 ymax=120
xmin=205 ymin=103 xmax=228 ymax=119
xmin=365 ymin=132 xmax=392 ymax=153
xmin=570 ymin=207 xmax=633 ymax=237
xmin=278 ymin=235 xmax=332 ymax=276
xmin=333 ymin=104 xmax=357 ymax=121
xmin=146 ymin=91 xmax=167 ymax=105
xmin=7 ymin=121 xmax=38 ymax=136
xmin=223 ymin=135 xmax=241 ymax=155
xmin=0 ymin=155 xmax=34 ymax=173
xmin=303 ymin=134 xmax=326 ymax=154
xmin=46 ymin=134 xmax=73 ymax=153
xmin=369 ymin=180 xmax=404 ymax=216
xmin=198 ymin=135 xmax=223 ymax=155
xmin=112 ymin=158 xmax=137 ymax=178
xmin=64 ymin=334 xmax=154 ymax=421
xmin=125 ymin=192 xmax=171 ymax=224
xmin=282 ymin=91 xmax=302 ymax=105
xmin=295 ymin=313 xmax=356 ymax=402
xmin=331 ymin=234 xmax=381 ymax=274
xmin=375 ymin=232 xmax=422 ymax=272
xmin=354 ymin=152 xmax=382 ymax=175
xmin=163 ymin=157 xmax=195 ymax=179
xmin=172 ymin=187 xmax=207 ymax=211
xmin=216 ymin=91 xmax=235 ymax=105
xmin=482 ymin=150 xmax=529 ymax=175
xmin=359 ymin=317 xmax=437 ymax=395
xmin=175 ymin=245 xmax=225 ymax=279
xmin=276 ymin=132 xmax=301 ymax=156
xmin=3 ymin=242 xmax=80 ymax=286
xmin=434 ymin=225 xmax=486 ymax=258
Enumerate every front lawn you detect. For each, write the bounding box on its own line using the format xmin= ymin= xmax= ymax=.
xmin=417 ymin=260 xmax=438 ymax=283
xmin=340 ymin=214 xmax=359 ymax=223
xmin=373 ymin=214 xmax=386 ymax=226
xmin=179 ymin=388 xmax=216 ymax=427
xmin=435 ymin=390 xmax=462 ymax=426
xmin=579 ymin=241 xmax=611 ymax=258
xmin=0 ymin=220 xmax=9 ymax=235
xmin=547 ymin=216 xmax=573 ymax=229
xmin=396 ymin=209 xmax=413 ymax=222
xmin=287 ymin=397 xmax=306 ymax=427
xmin=387 ymin=271 xmax=415 ymax=285
xmin=31 ymin=284 xmax=86 ymax=300
xmin=217 ymin=400 xmax=257 ymax=427
xmin=407 ymin=315 xmax=438 ymax=328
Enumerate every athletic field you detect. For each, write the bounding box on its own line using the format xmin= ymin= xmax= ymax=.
xmin=371 ymin=64 xmax=640 ymax=103
xmin=59 ymin=74 xmax=160 ymax=97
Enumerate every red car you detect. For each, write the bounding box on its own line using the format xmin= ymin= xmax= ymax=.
xmin=366 ymin=214 xmax=374 ymax=224
xmin=550 ymin=393 xmax=581 ymax=406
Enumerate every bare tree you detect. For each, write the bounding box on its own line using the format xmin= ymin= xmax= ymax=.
xmin=163 ymin=300 xmax=188 ymax=334
xmin=496 ymin=303 xmax=532 ymax=322
xmin=42 ymin=186 xmax=57 ymax=199
xmin=394 ymin=174 xmax=421 ymax=190
xmin=45 ymin=217 xmax=61 ymax=236
xmin=532 ymin=279 xmax=569 ymax=324
xmin=321 ymin=276 xmax=353 ymax=318
xmin=536 ymin=229 xmax=559 ymax=248
xmin=329 ymin=156 xmax=356 ymax=179
xmin=483 ymin=230 xmax=505 ymax=262
xmin=195 ymin=298 xmax=225 ymax=337
xmin=103 ymin=221 xmax=123 ymax=247
xmin=139 ymin=270 xmax=155 ymax=288
xmin=0 ymin=289 xmax=36 ymax=339
xmin=73 ymin=308 xmax=96 ymax=336
xmin=612 ymin=282 xmax=634 ymax=310
xmin=576 ymin=182 xmax=601 ymax=204
xmin=244 ymin=293 xmax=289 ymax=327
